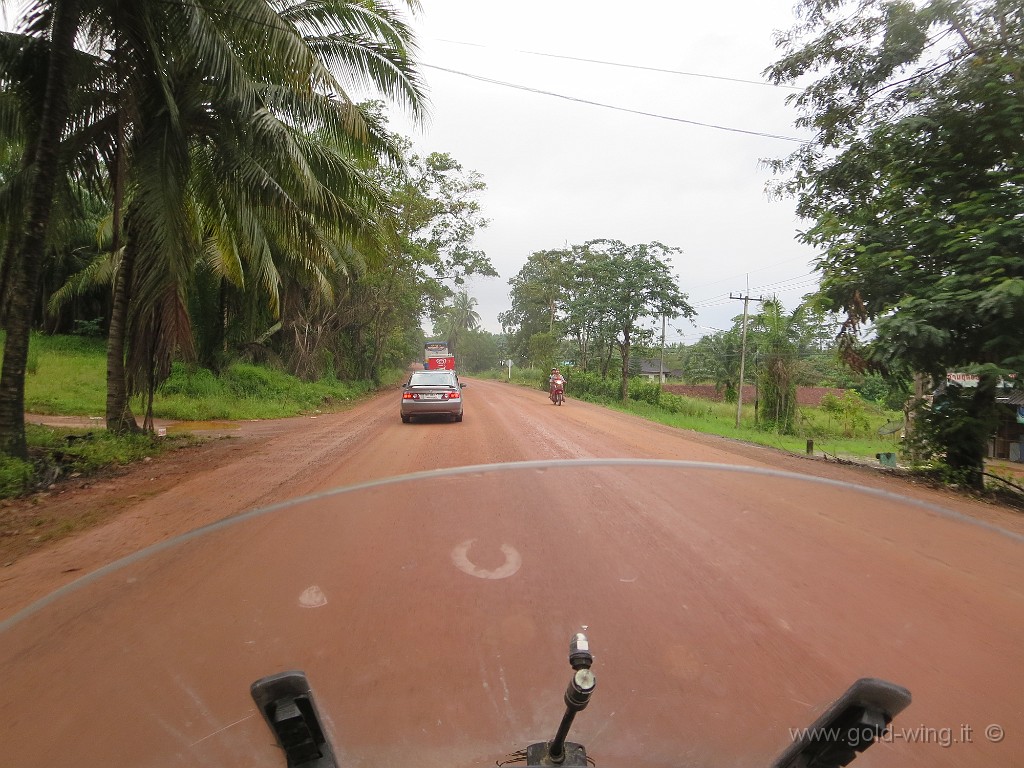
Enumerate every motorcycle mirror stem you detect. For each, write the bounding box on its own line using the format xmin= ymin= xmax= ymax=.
xmin=526 ymin=632 xmax=597 ymax=767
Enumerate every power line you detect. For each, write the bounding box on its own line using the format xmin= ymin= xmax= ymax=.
xmin=434 ymin=38 xmax=803 ymax=91
xmin=689 ymin=272 xmax=819 ymax=309
xmin=422 ymin=63 xmax=806 ymax=143
xmin=686 ymin=256 xmax=815 ymax=291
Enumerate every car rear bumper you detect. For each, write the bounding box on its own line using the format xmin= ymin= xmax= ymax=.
xmin=400 ymin=400 xmax=463 ymax=417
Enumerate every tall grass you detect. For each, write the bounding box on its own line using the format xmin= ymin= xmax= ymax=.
xmin=155 ymin=362 xmax=377 ymax=420
xmin=19 ymin=333 xmax=391 ymax=420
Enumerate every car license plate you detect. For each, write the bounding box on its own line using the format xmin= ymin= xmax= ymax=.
xmin=421 ymin=393 xmax=443 ymax=400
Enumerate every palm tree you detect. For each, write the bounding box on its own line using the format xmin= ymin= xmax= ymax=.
xmin=0 ymin=0 xmax=83 ymax=458
xmin=684 ymin=330 xmax=741 ymax=401
xmin=6 ymin=0 xmax=427 ymax=437
xmin=119 ymin=1 xmax=424 ymax=431
xmin=434 ymin=290 xmax=481 ymax=357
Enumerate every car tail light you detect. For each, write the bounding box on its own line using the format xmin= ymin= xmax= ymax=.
xmin=403 ymin=392 xmax=418 ymax=400
xmin=447 ymin=392 xmax=461 ymax=399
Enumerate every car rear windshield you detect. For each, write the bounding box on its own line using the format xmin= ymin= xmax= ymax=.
xmin=408 ymin=372 xmax=457 ymax=386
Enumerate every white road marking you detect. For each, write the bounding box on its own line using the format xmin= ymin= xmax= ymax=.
xmin=451 ymin=539 xmax=522 ymax=579
xmin=299 ymin=585 xmax=328 ymax=608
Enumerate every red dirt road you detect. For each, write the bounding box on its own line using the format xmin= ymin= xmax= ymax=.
xmin=1 ymin=378 xmax=1022 ymax=767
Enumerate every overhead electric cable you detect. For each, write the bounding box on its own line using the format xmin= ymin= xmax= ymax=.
xmin=435 ymin=38 xmax=803 ymax=91
xmin=422 ymin=63 xmax=805 ymax=143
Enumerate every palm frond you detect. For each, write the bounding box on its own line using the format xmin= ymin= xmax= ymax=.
xmin=278 ymin=0 xmax=427 ymax=122
xmin=46 ymin=248 xmax=118 ymax=313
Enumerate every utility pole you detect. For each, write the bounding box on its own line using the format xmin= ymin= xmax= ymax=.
xmin=659 ymin=314 xmax=666 ymax=384
xmin=730 ymin=292 xmax=765 ymax=428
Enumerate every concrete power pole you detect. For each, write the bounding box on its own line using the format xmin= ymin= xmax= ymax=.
xmin=659 ymin=314 xmax=667 ymax=384
xmin=730 ymin=293 xmax=765 ymax=428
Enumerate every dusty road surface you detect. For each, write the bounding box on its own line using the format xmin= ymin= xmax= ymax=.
xmin=2 ymin=378 xmax=1023 ymax=767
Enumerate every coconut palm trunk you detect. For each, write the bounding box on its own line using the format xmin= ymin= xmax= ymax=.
xmin=0 ymin=0 xmax=81 ymax=459
xmin=106 ymin=238 xmax=140 ymax=433
xmin=104 ymin=106 xmax=140 ymax=434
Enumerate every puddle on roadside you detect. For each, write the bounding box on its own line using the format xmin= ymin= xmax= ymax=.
xmin=165 ymin=420 xmax=240 ymax=432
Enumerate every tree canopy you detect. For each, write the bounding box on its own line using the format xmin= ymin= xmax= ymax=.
xmin=766 ymin=0 xmax=1024 ymax=480
xmin=0 ymin=2 xmax=498 ymax=454
xmin=501 ymin=239 xmax=694 ymax=399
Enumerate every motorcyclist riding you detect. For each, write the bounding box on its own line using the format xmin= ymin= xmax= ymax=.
xmin=549 ymin=368 xmax=566 ymax=404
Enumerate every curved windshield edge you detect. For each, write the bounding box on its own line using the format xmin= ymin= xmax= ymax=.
xmin=2 ymin=457 xmax=1019 ymax=634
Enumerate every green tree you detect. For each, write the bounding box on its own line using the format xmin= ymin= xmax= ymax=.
xmin=331 ymin=143 xmax=493 ymax=380
xmin=499 ymin=249 xmax=569 ymax=365
xmin=561 ymin=247 xmax=618 ymax=375
xmin=266 ymin=138 xmax=493 ymax=384
xmin=573 ymin=239 xmax=695 ymax=401
xmin=820 ymin=391 xmax=872 ymax=438
xmin=767 ymin=0 xmax=1024 ymax=484
xmin=915 ymin=380 xmax=1001 ymax=484
xmin=389 ymin=147 xmax=494 ymax=287
xmin=456 ymin=328 xmax=501 ymax=373
xmin=853 ymin=371 xmax=911 ymax=412
xmin=11 ymin=0 xmax=426 ymax=431
xmin=526 ymin=330 xmax=559 ymax=372
xmin=750 ymin=300 xmax=806 ymax=433
xmin=121 ymin=0 xmax=424 ymax=429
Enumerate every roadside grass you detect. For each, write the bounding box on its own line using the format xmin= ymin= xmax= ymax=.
xmin=27 ymin=423 xmax=180 ymax=472
xmin=607 ymin=399 xmax=903 ymax=460
xmin=22 ymin=332 xmax=399 ymax=420
xmin=153 ymin=362 xmax=382 ymax=420
xmin=0 ymin=424 xmax=183 ymax=498
xmin=24 ymin=333 xmax=107 ymax=415
xmin=0 ymin=332 xmax=401 ymax=499
xmin=477 ymin=367 xmax=904 ymax=463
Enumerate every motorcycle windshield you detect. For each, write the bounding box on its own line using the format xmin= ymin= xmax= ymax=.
xmin=1 ymin=460 xmax=1021 ymax=768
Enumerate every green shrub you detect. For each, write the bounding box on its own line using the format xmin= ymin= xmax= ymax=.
xmin=71 ymin=318 xmax=106 ymax=338
xmin=153 ymin=362 xmax=375 ymax=420
xmin=628 ymin=378 xmax=662 ymax=406
xmin=158 ymin=363 xmax=224 ymax=399
xmin=0 ymin=425 xmax=176 ymax=499
xmin=820 ymin=391 xmax=873 ymax=437
xmin=28 ymin=425 xmax=166 ymax=473
xmin=222 ymin=363 xmax=290 ymax=399
xmin=564 ymin=370 xmax=619 ymax=400
xmin=659 ymin=392 xmax=713 ymax=417
xmin=0 ymin=454 xmax=34 ymax=496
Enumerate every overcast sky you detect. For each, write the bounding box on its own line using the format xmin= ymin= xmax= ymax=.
xmin=387 ymin=0 xmax=819 ymax=342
